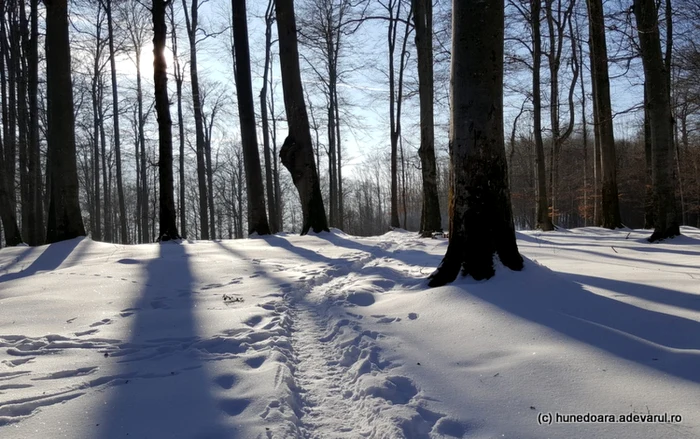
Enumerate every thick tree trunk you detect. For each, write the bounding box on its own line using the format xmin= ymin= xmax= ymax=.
xmin=531 ymin=0 xmax=552 ymax=231
xmin=44 ymin=0 xmax=86 ymax=243
xmin=413 ymin=0 xmax=441 ymax=235
xmin=429 ymin=0 xmax=522 ymax=286
xmin=153 ymin=0 xmax=180 ymax=241
xmin=275 ymin=0 xmax=328 ymax=235
xmin=232 ymin=0 xmax=270 ymax=236
xmin=633 ymin=0 xmax=680 ymax=241
xmin=586 ymin=0 xmax=621 ymax=229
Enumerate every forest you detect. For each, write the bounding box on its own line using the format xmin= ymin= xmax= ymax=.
xmin=0 ymin=0 xmax=698 ymax=246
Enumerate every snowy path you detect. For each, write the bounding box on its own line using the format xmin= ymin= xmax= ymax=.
xmin=1 ymin=228 xmax=700 ymax=438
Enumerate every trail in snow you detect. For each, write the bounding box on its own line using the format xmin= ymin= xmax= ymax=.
xmin=2 ymin=229 xmax=700 ymax=438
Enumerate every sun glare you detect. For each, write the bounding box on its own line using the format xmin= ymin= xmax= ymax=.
xmin=116 ymin=41 xmax=175 ymax=81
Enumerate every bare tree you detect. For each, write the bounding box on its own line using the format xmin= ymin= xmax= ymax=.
xmin=100 ymin=0 xmax=128 ymax=243
xmin=275 ymin=0 xmax=329 ymax=235
xmin=182 ymin=0 xmax=209 ymax=239
xmin=531 ymin=0 xmax=553 ymax=230
xmin=153 ymin=0 xmax=180 ymax=241
xmin=232 ymin=0 xmax=270 ymax=235
xmin=122 ymin=0 xmax=150 ymax=243
xmin=429 ymin=0 xmax=522 ymax=286
xmin=44 ymin=0 xmax=86 ymax=242
xmin=633 ymin=0 xmax=680 ymax=241
xmin=586 ymin=0 xmax=621 ymax=229
xmin=412 ymin=0 xmax=441 ymax=235
xmin=260 ymin=0 xmax=280 ymax=232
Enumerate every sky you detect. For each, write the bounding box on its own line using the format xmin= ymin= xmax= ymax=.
xmin=96 ymin=0 xmax=651 ymax=183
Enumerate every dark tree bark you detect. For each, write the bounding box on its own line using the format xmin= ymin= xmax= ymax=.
xmin=386 ymin=0 xmax=412 ymax=229
xmin=544 ymin=0 xmax=576 ymax=225
xmin=44 ymin=0 xmax=86 ymax=243
xmin=17 ymin=0 xmax=31 ymax=242
xmin=90 ymin=3 xmax=106 ymax=242
xmin=28 ymin=0 xmax=43 ymax=245
xmin=124 ymin=0 xmax=149 ymax=242
xmin=136 ymin=22 xmax=148 ymax=243
xmin=168 ymin=2 xmax=186 ymax=239
xmin=633 ymin=0 xmax=680 ymax=241
xmin=531 ymin=0 xmax=553 ymax=231
xmin=428 ymin=0 xmax=522 ymax=287
xmin=260 ymin=0 xmax=279 ymax=233
xmin=586 ymin=0 xmax=621 ymax=229
xmin=103 ymin=0 xmax=128 ymax=243
xmin=182 ymin=0 xmax=209 ymax=240
xmin=0 ymin=117 xmax=22 ymax=245
xmin=275 ymin=0 xmax=328 ymax=235
xmin=412 ymin=0 xmax=441 ymax=235
xmin=2 ymin=9 xmax=19 ymax=238
xmin=643 ymin=82 xmax=654 ymax=229
xmin=232 ymin=0 xmax=270 ymax=236
xmin=152 ymin=0 xmax=180 ymax=241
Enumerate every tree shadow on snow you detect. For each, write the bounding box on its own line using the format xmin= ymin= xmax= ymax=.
xmin=95 ymin=242 xmax=229 ymax=439
xmin=462 ymin=259 xmax=700 ymax=384
xmin=262 ymin=234 xmax=434 ymax=286
xmin=313 ymin=231 xmax=444 ymax=270
xmin=0 ymin=237 xmax=84 ymax=284
xmin=563 ymin=272 xmax=700 ymax=313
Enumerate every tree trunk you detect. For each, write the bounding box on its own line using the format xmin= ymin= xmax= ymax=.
xmin=182 ymin=0 xmax=209 ymax=240
xmin=531 ymin=0 xmax=553 ymax=231
xmin=413 ymin=0 xmax=441 ymax=235
xmin=136 ymin=44 xmax=149 ymax=243
xmin=44 ymin=0 xmax=86 ymax=242
xmin=17 ymin=2 xmax=31 ymax=242
xmin=152 ymin=0 xmax=180 ymax=241
xmin=643 ymin=83 xmax=654 ymax=229
xmin=28 ymin=0 xmax=43 ymax=244
xmin=260 ymin=0 xmax=279 ymax=233
xmin=2 ymin=10 xmax=19 ymax=238
xmin=633 ymin=0 xmax=680 ymax=241
xmin=586 ymin=0 xmax=621 ymax=229
xmin=105 ymin=0 xmax=128 ymax=243
xmin=429 ymin=0 xmax=522 ymax=286
xmin=233 ymin=0 xmax=270 ymax=236
xmin=275 ymin=0 xmax=329 ymax=235
xmin=169 ymin=3 xmax=186 ymax=239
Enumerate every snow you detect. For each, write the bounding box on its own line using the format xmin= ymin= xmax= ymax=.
xmin=1 ymin=227 xmax=699 ymax=438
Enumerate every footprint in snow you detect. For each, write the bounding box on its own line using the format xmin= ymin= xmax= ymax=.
xmin=213 ymin=374 xmax=237 ymax=390
xmin=346 ymin=291 xmax=375 ymax=307
xmin=244 ymin=355 xmax=266 ymax=369
xmin=408 ymin=313 xmax=419 ymax=320
xmin=90 ymin=318 xmax=112 ymax=328
xmin=243 ymin=315 xmax=263 ymax=327
xmin=219 ymin=398 xmax=250 ymax=416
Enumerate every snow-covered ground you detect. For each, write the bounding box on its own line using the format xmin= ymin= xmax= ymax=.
xmin=1 ymin=227 xmax=699 ymax=438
